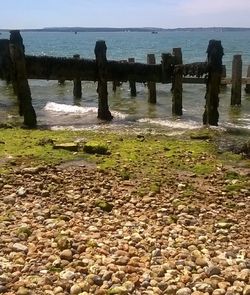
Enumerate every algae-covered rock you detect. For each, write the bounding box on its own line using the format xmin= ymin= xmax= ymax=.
xmin=83 ymin=142 xmax=109 ymax=155
xmin=37 ymin=138 xmax=54 ymax=146
xmin=95 ymin=199 xmax=113 ymax=212
xmin=53 ymin=142 xmax=79 ymax=152
xmin=108 ymin=286 xmax=128 ymax=295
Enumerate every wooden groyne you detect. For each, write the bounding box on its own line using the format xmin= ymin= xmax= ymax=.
xmin=0 ymin=30 xmax=249 ymax=128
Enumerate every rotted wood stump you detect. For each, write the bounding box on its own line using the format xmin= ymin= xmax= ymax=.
xmin=246 ymin=65 xmax=250 ymax=94
xmin=73 ymin=54 xmax=82 ymax=98
xmin=231 ymin=55 xmax=242 ymax=105
xmin=128 ymin=58 xmax=137 ymax=97
xmin=172 ymin=48 xmax=183 ymax=116
xmin=94 ymin=40 xmax=113 ymax=121
xmin=9 ymin=30 xmax=37 ymax=127
xmin=147 ymin=54 xmax=156 ymax=104
xmin=203 ymin=40 xmax=224 ymax=126
xmin=0 ymin=39 xmax=12 ymax=83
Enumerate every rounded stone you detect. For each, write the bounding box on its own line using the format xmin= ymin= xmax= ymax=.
xmin=59 ymin=270 xmax=75 ymax=280
xmin=176 ymin=287 xmax=192 ymax=295
xmin=70 ymin=284 xmax=82 ymax=295
xmin=60 ymin=249 xmax=73 ymax=261
xmin=206 ymin=266 xmax=221 ymax=277
xmin=243 ymin=285 xmax=250 ymax=295
xmin=195 ymin=257 xmax=208 ymax=267
xmin=212 ymin=289 xmax=226 ymax=295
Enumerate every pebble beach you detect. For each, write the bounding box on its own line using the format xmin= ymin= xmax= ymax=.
xmin=0 ymin=157 xmax=249 ymax=294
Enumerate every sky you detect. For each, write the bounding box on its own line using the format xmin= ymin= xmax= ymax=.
xmin=0 ymin=0 xmax=250 ymax=29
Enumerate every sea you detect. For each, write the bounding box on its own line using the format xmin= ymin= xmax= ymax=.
xmin=0 ymin=30 xmax=250 ymax=135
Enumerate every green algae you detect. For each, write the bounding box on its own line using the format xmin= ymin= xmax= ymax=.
xmin=0 ymin=128 xmax=248 ymax=180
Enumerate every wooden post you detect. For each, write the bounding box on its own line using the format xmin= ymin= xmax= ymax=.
xmin=58 ymin=79 xmax=65 ymax=85
xmin=161 ymin=53 xmax=173 ymax=83
xmin=147 ymin=54 xmax=156 ymax=104
xmin=112 ymin=80 xmax=121 ymax=92
xmin=172 ymin=48 xmax=183 ymax=116
xmin=203 ymin=40 xmax=224 ymax=126
xmin=0 ymin=39 xmax=12 ymax=83
xmin=231 ymin=55 xmax=242 ymax=105
xmin=128 ymin=58 xmax=137 ymax=97
xmin=73 ymin=54 xmax=82 ymax=98
xmin=94 ymin=40 xmax=113 ymax=121
xmin=220 ymin=65 xmax=227 ymax=86
xmin=245 ymin=65 xmax=250 ymax=94
xmin=9 ymin=30 xmax=37 ymax=127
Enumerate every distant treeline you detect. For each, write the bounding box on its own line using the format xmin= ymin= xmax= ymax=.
xmin=1 ymin=27 xmax=250 ymax=33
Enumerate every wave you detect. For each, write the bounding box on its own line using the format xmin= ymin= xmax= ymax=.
xmin=44 ymin=102 xmax=97 ymax=114
xmin=137 ymin=118 xmax=201 ymax=130
xmin=44 ymin=102 xmax=128 ymax=120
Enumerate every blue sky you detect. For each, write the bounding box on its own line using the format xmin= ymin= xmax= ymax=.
xmin=1 ymin=0 xmax=250 ymax=29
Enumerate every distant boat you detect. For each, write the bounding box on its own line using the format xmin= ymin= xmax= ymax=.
xmin=151 ymin=31 xmax=158 ymax=34
xmin=74 ymin=31 xmax=77 ymax=34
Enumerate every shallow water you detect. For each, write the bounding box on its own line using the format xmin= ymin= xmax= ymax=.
xmin=0 ymin=31 xmax=250 ymax=133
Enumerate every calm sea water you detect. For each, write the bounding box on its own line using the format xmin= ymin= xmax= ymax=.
xmin=0 ymin=31 xmax=250 ymax=133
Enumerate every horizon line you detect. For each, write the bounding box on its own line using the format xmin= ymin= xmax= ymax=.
xmin=1 ymin=26 xmax=250 ymax=31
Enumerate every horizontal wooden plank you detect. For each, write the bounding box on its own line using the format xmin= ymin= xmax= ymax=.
xmin=25 ymin=55 xmax=169 ymax=83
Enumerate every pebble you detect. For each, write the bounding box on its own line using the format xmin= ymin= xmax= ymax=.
xmin=0 ymin=285 xmax=7 ymax=293
xmin=70 ymin=284 xmax=82 ymax=295
xmin=243 ymin=285 xmax=250 ymax=295
xmin=12 ymin=243 xmax=28 ymax=253
xmin=107 ymin=286 xmax=128 ymax=294
xmin=17 ymin=187 xmax=27 ymax=197
xmin=59 ymin=270 xmax=75 ymax=280
xmin=206 ymin=266 xmax=222 ymax=276
xmin=3 ymin=193 xmax=16 ymax=204
xmin=16 ymin=287 xmax=30 ymax=295
xmin=176 ymin=287 xmax=192 ymax=295
xmin=212 ymin=289 xmax=226 ymax=295
xmin=195 ymin=257 xmax=208 ymax=267
xmin=60 ymin=249 xmax=73 ymax=261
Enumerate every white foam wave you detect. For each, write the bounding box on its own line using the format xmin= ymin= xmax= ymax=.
xmin=44 ymin=102 xmax=128 ymax=120
xmin=223 ymin=122 xmax=250 ymax=130
xmin=44 ymin=102 xmax=97 ymax=114
xmin=138 ymin=118 xmax=201 ymax=130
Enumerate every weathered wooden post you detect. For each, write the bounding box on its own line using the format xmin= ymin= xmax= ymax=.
xmin=172 ymin=48 xmax=183 ymax=116
xmin=161 ymin=53 xmax=173 ymax=83
xmin=0 ymin=39 xmax=12 ymax=83
xmin=128 ymin=58 xmax=137 ymax=97
xmin=245 ymin=65 xmax=250 ymax=94
xmin=58 ymin=79 xmax=65 ymax=85
xmin=147 ymin=54 xmax=156 ymax=104
xmin=231 ymin=55 xmax=242 ymax=105
xmin=203 ymin=40 xmax=224 ymax=126
xmin=112 ymin=80 xmax=121 ymax=92
xmin=9 ymin=30 xmax=37 ymax=127
xmin=73 ymin=54 xmax=82 ymax=98
xmin=94 ymin=40 xmax=113 ymax=121
xmin=220 ymin=65 xmax=227 ymax=86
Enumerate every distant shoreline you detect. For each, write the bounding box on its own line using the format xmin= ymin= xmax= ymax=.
xmin=1 ymin=27 xmax=250 ymax=33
